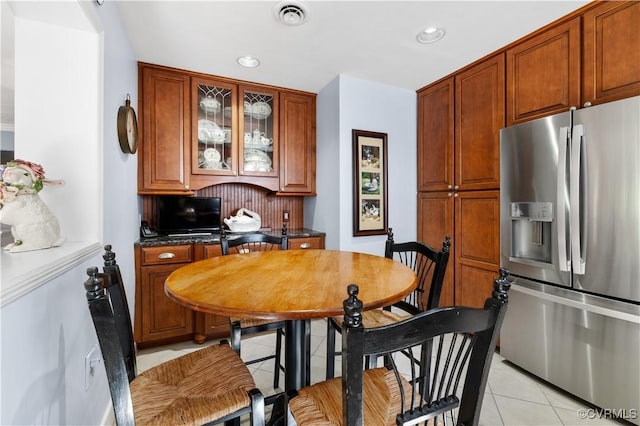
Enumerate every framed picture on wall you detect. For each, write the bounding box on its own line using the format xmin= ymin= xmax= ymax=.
xmin=352 ymin=129 xmax=388 ymax=236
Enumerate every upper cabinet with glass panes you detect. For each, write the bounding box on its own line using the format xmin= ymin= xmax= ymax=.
xmin=239 ymin=85 xmax=279 ymax=178
xmin=192 ymin=78 xmax=238 ymax=177
xmin=191 ymin=79 xmax=281 ymax=190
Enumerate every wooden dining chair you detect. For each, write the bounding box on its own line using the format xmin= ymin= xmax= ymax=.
xmin=85 ymin=245 xmax=265 ymax=426
xmin=326 ymin=229 xmax=451 ymax=379
xmin=221 ymin=233 xmax=289 ymax=391
xmin=288 ymin=269 xmax=510 ymax=426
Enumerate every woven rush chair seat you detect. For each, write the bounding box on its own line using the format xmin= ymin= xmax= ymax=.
xmin=289 ymin=367 xmax=416 ymax=426
xmin=131 ymin=343 xmax=258 ymax=425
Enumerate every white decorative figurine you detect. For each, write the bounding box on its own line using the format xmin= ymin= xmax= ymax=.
xmin=224 ymin=208 xmax=261 ymax=233
xmin=0 ymin=159 xmax=65 ymax=253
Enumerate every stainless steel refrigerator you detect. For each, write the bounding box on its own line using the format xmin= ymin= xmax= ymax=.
xmin=500 ymin=95 xmax=640 ymax=421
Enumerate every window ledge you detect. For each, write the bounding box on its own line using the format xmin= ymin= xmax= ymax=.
xmin=1 ymin=241 xmax=102 ymax=307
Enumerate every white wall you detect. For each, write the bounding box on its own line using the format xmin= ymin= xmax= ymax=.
xmin=304 ymin=76 xmax=340 ymax=248
xmin=308 ymin=74 xmax=417 ymax=254
xmin=14 ymin=17 xmax=101 ymax=243
xmin=0 ymin=1 xmax=139 ymax=424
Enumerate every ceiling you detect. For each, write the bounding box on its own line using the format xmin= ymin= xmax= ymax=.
xmin=117 ymin=0 xmax=589 ymax=94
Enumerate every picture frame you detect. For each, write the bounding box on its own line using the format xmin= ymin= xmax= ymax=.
xmin=352 ymin=129 xmax=388 ymax=236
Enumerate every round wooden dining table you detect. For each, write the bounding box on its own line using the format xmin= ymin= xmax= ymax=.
xmin=165 ymin=249 xmax=417 ymax=394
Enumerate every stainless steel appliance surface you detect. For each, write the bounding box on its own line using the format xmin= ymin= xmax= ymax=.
xmin=500 ymin=96 xmax=640 ymax=423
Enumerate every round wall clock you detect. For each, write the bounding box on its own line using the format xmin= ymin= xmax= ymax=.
xmin=117 ymin=94 xmax=138 ymax=154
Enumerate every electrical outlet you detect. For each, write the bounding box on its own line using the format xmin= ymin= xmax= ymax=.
xmin=84 ymin=344 xmax=102 ymax=391
xmin=283 ymin=210 xmax=289 ymax=222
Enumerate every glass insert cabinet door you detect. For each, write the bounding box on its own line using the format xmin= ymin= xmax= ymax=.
xmin=193 ymin=78 xmax=238 ymax=176
xmin=239 ymin=85 xmax=278 ymax=177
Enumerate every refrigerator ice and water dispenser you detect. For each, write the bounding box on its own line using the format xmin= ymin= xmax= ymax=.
xmin=510 ymin=202 xmax=553 ymax=264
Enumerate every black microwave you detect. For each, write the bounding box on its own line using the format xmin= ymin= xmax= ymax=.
xmin=156 ymin=196 xmax=221 ymax=235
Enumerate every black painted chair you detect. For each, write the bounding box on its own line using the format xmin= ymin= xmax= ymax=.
xmin=289 ymin=269 xmax=510 ymax=426
xmin=84 ymin=245 xmax=265 ymax=425
xmin=326 ymin=229 xmax=451 ymax=379
xmin=221 ymin=233 xmax=289 ymax=391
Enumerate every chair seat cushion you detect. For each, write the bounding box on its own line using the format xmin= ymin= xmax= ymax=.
xmin=289 ymin=367 xmax=417 ymax=426
xmin=131 ymin=343 xmax=256 ymax=425
xmin=331 ymin=308 xmax=409 ymax=329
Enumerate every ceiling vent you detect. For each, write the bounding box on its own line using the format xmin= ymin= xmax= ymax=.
xmin=274 ymin=0 xmax=310 ymax=26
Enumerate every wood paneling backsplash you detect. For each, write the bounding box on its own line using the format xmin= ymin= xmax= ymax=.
xmin=141 ymin=184 xmax=304 ymax=230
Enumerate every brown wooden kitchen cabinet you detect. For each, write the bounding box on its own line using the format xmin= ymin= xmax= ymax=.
xmin=189 ymin=76 xmax=240 ymax=182
xmin=582 ymin=1 xmax=640 ymax=106
xmin=453 ymin=191 xmax=500 ymax=308
xmin=507 ymin=1 xmax=640 ymax=124
xmin=134 ymin=244 xmax=194 ymax=346
xmin=417 ymin=77 xmax=454 ymax=193
xmin=417 ymin=54 xmax=503 ymax=307
xmin=135 ymin=242 xmax=227 ymax=346
xmin=189 ymin=79 xmax=284 ymax=191
xmin=417 ymin=191 xmax=500 ymax=309
xmin=278 ymin=90 xmax=317 ymax=195
xmin=417 ymin=54 xmax=503 ymax=193
xmin=138 ymin=63 xmax=316 ymax=195
xmin=417 ymin=192 xmax=455 ymax=306
xmin=138 ymin=66 xmax=192 ymax=194
xmin=455 ymin=54 xmax=504 ymax=191
xmin=506 ymin=17 xmax=581 ymax=126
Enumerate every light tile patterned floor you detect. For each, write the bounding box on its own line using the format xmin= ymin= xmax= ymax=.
xmin=137 ymin=319 xmax=622 ymax=426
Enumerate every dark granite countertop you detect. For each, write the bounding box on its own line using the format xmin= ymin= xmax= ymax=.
xmin=135 ymin=228 xmax=325 ymax=247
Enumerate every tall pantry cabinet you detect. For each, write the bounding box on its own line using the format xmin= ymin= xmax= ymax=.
xmin=417 ymin=55 xmax=503 ymax=308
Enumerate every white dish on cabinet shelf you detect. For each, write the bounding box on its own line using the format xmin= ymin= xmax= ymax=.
xmin=199 ymin=96 xmax=221 ymax=114
xmin=244 ymin=149 xmax=272 ymax=171
xmin=244 ymin=142 xmax=273 ymax=151
xmin=203 ymin=147 xmax=221 ymax=162
xmin=248 ymin=101 xmax=272 ymax=119
xmin=198 ymin=119 xmax=226 ymax=143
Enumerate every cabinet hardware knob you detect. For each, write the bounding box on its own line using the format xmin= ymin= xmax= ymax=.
xmin=448 ymin=184 xmax=453 ymax=189
xmin=453 ymin=193 xmax=459 ymax=198
xmin=158 ymin=252 xmax=176 ymax=259
xmin=453 ymin=185 xmax=459 ymax=190
xmin=184 ymin=185 xmax=190 ymax=190
xmin=300 ymin=243 xmax=311 ymax=249
xmin=448 ymin=192 xmax=453 ymax=197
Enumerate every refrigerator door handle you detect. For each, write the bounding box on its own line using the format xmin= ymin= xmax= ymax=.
xmin=557 ymin=127 xmax=571 ymax=272
xmin=570 ymin=124 xmax=586 ymax=275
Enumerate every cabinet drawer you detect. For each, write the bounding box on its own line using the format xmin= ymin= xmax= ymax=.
xmin=288 ymin=237 xmax=324 ymax=250
xmin=141 ymin=245 xmax=193 ymax=265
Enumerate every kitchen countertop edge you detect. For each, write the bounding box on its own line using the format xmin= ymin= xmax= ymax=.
xmin=135 ymin=228 xmax=326 ymax=247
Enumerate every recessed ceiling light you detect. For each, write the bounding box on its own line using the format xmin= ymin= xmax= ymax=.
xmin=237 ymin=56 xmax=260 ymax=68
xmin=416 ymin=27 xmax=446 ymax=44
